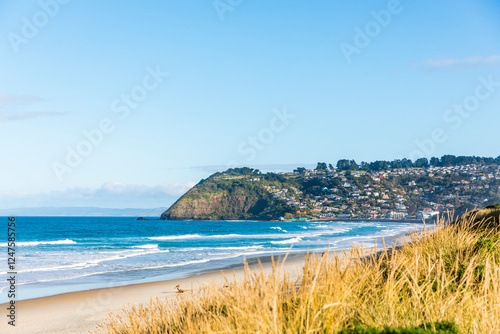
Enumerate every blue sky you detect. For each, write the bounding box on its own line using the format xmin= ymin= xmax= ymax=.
xmin=1 ymin=0 xmax=500 ymax=209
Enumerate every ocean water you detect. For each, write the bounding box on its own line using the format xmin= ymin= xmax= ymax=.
xmin=0 ymin=217 xmax=423 ymax=302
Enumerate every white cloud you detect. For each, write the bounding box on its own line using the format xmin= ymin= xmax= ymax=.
xmin=94 ymin=182 xmax=196 ymax=197
xmin=414 ymin=55 xmax=500 ymax=71
xmin=0 ymin=182 xmax=197 ymax=209
xmin=0 ymin=111 xmax=63 ymax=122
xmin=0 ymin=93 xmax=62 ymax=122
xmin=0 ymin=93 xmax=44 ymax=105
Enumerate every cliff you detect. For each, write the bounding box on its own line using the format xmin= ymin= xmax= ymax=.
xmin=161 ymin=163 xmax=500 ymax=221
xmin=160 ymin=169 xmax=294 ymax=221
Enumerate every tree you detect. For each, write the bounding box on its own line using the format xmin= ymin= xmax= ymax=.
xmin=337 ymin=159 xmax=351 ymax=170
xmin=328 ymin=163 xmax=334 ymax=170
xmin=337 ymin=159 xmax=359 ymax=171
xmin=440 ymin=155 xmax=457 ymax=166
xmin=414 ymin=158 xmax=429 ymax=168
xmin=350 ymin=160 xmax=359 ymax=170
xmin=225 ymin=167 xmax=260 ymax=175
xmin=316 ymin=162 xmax=328 ymax=171
xmin=294 ymin=167 xmax=306 ymax=174
xmin=400 ymin=158 xmax=413 ymax=169
xmin=391 ymin=159 xmax=403 ymax=169
xmin=369 ymin=160 xmax=389 ymax=171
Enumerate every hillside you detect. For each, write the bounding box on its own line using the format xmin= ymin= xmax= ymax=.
xmin=161 ymin=158 xmax=500 ymax=221
xmin=161 ymin=168 xmax=294 ymax=220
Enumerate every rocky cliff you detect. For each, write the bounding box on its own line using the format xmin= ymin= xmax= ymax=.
xmin=160 ymin=169 xmax=293 ymax=221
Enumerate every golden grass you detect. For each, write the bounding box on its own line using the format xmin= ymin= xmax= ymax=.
xmin=95 ymin=214 xmax=500 ymax=333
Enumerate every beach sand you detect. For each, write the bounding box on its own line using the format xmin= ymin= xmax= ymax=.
xmin=1 ymin=233 xmax=415 ymax=334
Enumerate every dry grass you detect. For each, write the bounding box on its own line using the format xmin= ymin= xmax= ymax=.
xmin=95 ymin=214 xmax=500 ymax=333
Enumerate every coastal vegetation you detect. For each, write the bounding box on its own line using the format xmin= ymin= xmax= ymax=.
xmin=161 ymin=156 xmax=500 ymax=221
xmin=97 ymin=207 xmax=500 ymax=333
xmin=160 ymin=168 xmax=295 ymax=220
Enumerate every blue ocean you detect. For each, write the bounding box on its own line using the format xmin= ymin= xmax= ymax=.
xmin=0 ymin=217 xmax=423 ymax=302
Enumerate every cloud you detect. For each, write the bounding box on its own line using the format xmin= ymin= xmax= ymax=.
xmin=413 ymin=55 xmax=500 ymax=71
xmin=0 ymin=182 xmax=197 ymax=209
xmin=0 ymin=93 xmax=44 ymax=105
xmin=95 ymin=182 xmax=196 ymax=197
xmin=0 ymin=93 xmax=63 ymax=122
xmin=0 ymin=111 xmax=63 ymax=122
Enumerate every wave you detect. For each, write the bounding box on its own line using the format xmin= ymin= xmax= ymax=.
xmin=132 ymin=244 xmax=159 ymax=249
xmin=148 ymin=234 xmax=201 ymax=241
xmin=212 ymin=246 xmax=264 ymax=250
xmin=175 ymin=245 xmax=264 ymax=252
xmin=10 ymin=248 xmax=170 ymax=274
xmin=148 ymin=233 xmax=246 ymax=241
xmin=1 ymin=251 xmax=270 ymax=287
xmin=0 ymin=239 xmax=77 ymax=247
xmin=152 ymin=229 xmax=353 ymax=244
xmin=271 ymin=237 xmax=302 ymax=244
xmin=306 ymin=228 xmax=352 ymax=238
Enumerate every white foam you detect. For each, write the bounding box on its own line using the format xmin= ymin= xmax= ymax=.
xmin=271 ymin=237 xmax=302 ymax=244
xmin=171 ymin=245 xmax=265 ymax=252
xmin=132 ymin=244 xmax=159 ymax=249
xmin=148 ymin=234 xmax=201 ymax=241
xmin=213 ymin=246 xmax=263 ymax=250
xmin=10 ymin=248 xmax=170 ymax=274
xmin=0 ymin=239 xmax=77 ymax=247
xmin=148 ymin=233 xmax=246 ymax=241
xmin=314 ymin=224 xmax=329 ymax=228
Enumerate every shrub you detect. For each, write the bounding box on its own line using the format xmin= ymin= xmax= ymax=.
xmin=339 ymin=321 xmax=459 ymax=333
xmin=95 ymin=215 xmax=500 ymax=334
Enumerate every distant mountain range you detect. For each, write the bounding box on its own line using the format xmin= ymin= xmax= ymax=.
xmin=0 ymin=207 xmax=168 ymax=217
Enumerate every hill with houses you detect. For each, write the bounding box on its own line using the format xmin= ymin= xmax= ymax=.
xmin=161 ymin=156 xmax=500 ymax=221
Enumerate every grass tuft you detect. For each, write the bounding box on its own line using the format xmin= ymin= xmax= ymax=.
xmin=94 ymin=212 xmax=500 ymax=333
xmin=339 ymin=320 xmax=459 ymax=334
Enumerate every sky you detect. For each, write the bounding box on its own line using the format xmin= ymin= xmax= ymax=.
xmin=1 ymin=0 xmax=500 ymax=209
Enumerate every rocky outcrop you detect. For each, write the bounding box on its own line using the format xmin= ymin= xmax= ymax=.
xmin=160 ymin=173 xmax=292 ymax=221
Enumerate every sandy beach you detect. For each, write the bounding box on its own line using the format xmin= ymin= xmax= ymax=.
xmin=1 ymin=233 xmax=414 ymax=334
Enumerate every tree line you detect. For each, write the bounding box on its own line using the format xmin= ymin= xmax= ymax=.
xmin=300 ymin=155 xmax=500 ymax=173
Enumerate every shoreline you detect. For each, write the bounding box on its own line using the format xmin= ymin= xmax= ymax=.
xmin=2 ymin=253 xmax=312 ymax=334
xmin=2 ymin=219 xmax=423 ymax=304
xmin=0 ymin=231 xmax=414 ymax=334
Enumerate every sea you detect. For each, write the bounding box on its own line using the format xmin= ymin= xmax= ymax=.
xmin=0 ymin=217 xmax=424 ymax=303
